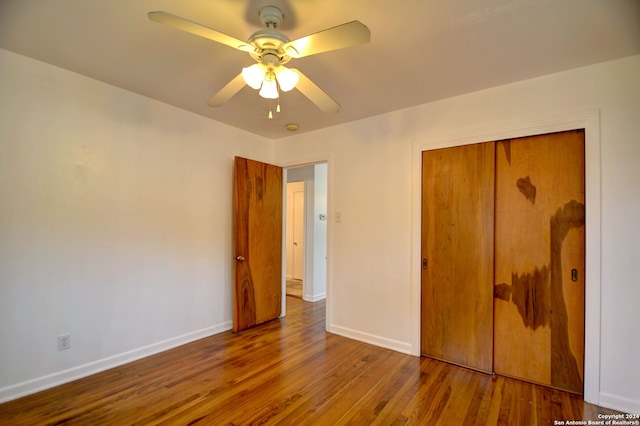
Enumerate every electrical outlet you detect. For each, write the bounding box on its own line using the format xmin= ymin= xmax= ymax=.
xmin=58 ymin=334 xmax=71 ymax=351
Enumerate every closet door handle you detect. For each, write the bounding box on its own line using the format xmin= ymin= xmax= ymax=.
xmin=236 ymin=256 xmax=245 ymax=262
xmin=571 ymin=268 xmax=578 ymax=281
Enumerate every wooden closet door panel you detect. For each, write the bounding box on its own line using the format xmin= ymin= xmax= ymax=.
xmin=494 ymin=130 xmax=585 ymax=393
xmin=421 ymin=142 xmax=495 ymax=372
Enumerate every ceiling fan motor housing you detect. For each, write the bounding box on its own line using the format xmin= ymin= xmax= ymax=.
xmin=248 ymin=7 xmax=293 ymax=66
xmin=259 ymin=6 xmax=283 ymax=28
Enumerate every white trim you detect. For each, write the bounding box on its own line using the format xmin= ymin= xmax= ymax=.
xmin=281 ymin=168 xmax=288 ymax=317
xmin=599 ymin=392 xmax=640 ymax=414
xmin=326 ymin=155 xmax=334 ymax=333
xmin=328 ymin=324 xmax=413 ymax=355
xmin=304 ymin=292 xmax=326 ymax=302
xmin=278 ymin=156 xmax=329 ymax=169
xmin=0 ymin=322 xmax=232 ymax=403
xmin=410 ymin=109 xmax=601 ymax=405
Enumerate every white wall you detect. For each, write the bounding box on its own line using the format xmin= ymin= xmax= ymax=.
xmin=275 ymin=55 xmax=640 ymax=413
xmin=0 ymin=49 xmax=273 ymax=401
xmin=312 ymin=163 xmax=327 ymax=301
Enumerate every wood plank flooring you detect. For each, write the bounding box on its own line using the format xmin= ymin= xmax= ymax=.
xmin=0 ymin=297 xmax=622 ymax=425
xmin=286 ymin=279 xmax=303 ymax=299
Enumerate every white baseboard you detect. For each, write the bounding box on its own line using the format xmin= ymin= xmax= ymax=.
xmin=0 ymin=321 xmax=232 ymax=403
xmin=328 ymin=324 xmax=413 ymax=355
xmin=599 ymin=392 xmax=640 ymax=414
xmin=304 ymin=292 xmax=326 ymax=302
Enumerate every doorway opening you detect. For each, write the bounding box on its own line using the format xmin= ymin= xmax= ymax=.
xmin=286 ymin=180 xmax=305 ymax=298
xmin=283 ymin=163 xmax=328 ymax=312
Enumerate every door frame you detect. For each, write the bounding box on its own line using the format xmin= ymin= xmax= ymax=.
xmin=411 ymin=110 xmax=601 ymax=405
xmin=281 ymin=160 xmax=330 ymax=319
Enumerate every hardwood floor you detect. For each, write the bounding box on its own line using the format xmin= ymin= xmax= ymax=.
xmin=286 ymin=279 xmax=303 ymax=298
xmin=0 ymin=296 xmax=622 ymax=425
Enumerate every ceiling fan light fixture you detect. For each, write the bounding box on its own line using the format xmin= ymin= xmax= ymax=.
xmin=275 ymin=67 xmax=299 ymax=92
xmin=242 ymin=63 xmax=265 ymax=89
xmin=148 ymin=7 xmax=371 ymax=115
xmin=259 ymin=73 xmax=279 ymax=99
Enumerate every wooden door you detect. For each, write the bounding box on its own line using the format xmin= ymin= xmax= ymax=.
xmin=421 ymin=142 xmax=495 ymax=372
xmin=233 ymin=156 xmax=283 ymax=332
xmin=493 ymin=130 xmax=585 ymax=393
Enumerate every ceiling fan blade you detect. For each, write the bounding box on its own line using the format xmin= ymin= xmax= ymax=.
xmin=291 ymin=69 xmax=340 ymax=113
xmin=284 ymin=21 xmax=370 ymax=58
xmin=207 ymin=73 xmax=246 ymax=106
xmin=148 ymin=11 xmax=254 ymax=53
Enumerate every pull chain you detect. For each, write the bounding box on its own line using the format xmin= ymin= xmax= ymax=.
xmin=267 ymin=98 xmax=281 ymax=119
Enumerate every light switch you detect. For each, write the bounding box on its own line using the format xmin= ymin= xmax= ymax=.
xmin=335 ymin=212 xmax=342 ymax=223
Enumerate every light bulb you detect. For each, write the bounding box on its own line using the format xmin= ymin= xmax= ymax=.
xmin=259 ymin=73 xmax=279 ymax=99
xmin=275 ymin=67 xmax=299 ymax=92
xmin=242 ymin=64 xmax=265 ymax=90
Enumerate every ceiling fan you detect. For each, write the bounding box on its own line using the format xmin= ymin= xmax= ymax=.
xmin=148 ymin=6 xmax=370 ymax=117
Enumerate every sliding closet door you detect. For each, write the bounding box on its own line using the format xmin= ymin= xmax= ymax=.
xmin=494 ymin=130 xmax=585 ymax=393
xmin=421 ymin=142 xmax=495 ymax=372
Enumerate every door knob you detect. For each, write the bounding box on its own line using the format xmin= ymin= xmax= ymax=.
xmin=235 ymin=256 xmax=245 ymax=262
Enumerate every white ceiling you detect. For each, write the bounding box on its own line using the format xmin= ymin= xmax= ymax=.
xmin=1 ymin=0 xmax=639 ymax=139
